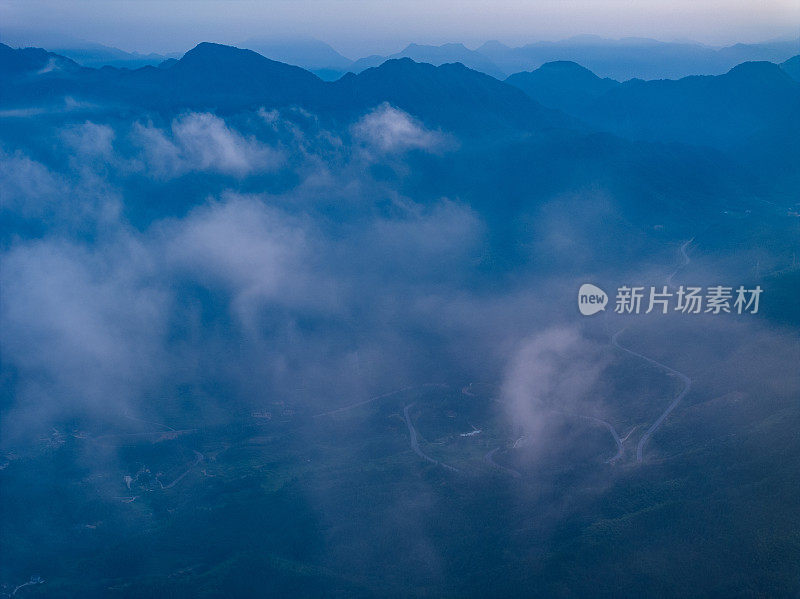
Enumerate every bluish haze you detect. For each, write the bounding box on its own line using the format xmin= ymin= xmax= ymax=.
xmin=2 ymin=0 xmax=799 ymax=55
xmin=1 ymin=6 xmax=799 ymax=595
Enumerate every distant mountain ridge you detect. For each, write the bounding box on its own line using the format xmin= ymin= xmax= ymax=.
xmin=51 ymin=44 xmax=172 ymax=69
xmin=503 ymin=56 xmax=800 ymax=193
xmin=0 ymin=43 xmax=81 ymax=76
xmin=4 ymin=35 xmax=797 ymax=81
xmin=325 ymin=57 xmax=567 ymax=132
xmin=2 ymin=41 xmax=798 ymax=155
xmin=583 ymin=60 xmax=800 ymax=147
xmin=505 ymin=61 xmax=618 ymax=113
xmin=346 ymin=36 xmax=799 ymax=81
xmin=477 ymin=36 xmax=800 ymax=80
xmin=240 ymin=37 xmax=352 ymax=80
xmin=350 ymin=43 xmax=506 ymax=79
xmin=0 ymin=42 xmax=571 ymax=135
xmin=0 ymin=30 xmax=173 ymax=69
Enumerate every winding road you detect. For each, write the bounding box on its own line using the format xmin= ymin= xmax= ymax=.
xmin=483 ymin=447 xmax=521 ymax=478
xmin=628 ymin=237 xmax=694 ymax=461
xmin=612 ymin=329 xmax=692 ymax=462
xmin=665 ymin=238 xmax=694 ymax=286
xmin=403 ymin=404 xmax=460 ymax=473
xmin=552 ymin=410 xmax=625 ymax=463
xmin=123 ymin=409 xmax=176 ymax=432
xmin=314 ymin=384 xmax=445 ymax=418
xmin=158 ymin=450 xmax=204 ymax=489
xmin=6 ymin=577 xmax=43 ymax=597
xmin=578 ymin=415 xmax=625 ymax=463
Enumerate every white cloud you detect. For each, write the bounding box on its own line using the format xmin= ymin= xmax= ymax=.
xmin=162 ymin=195 xmax=339 ymax=328
xmin=501 ymin=327 xmax=608 ymax=447
xmin=132 ymin=112 xmax=284 ymax=178
xmin=0 ymin=236 xmax=170 ymax=424
xmin=0 ymin=150 xmax=66 ymax=217
xmin=0 ymin=148 xmax=122 ymax=227
xmin=352 ymin=103 xmax=446 ymax=154
xmin=61 ymin=122 xmax=116 ymax=160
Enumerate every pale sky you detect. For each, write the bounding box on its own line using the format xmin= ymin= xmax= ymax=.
xmin=1 ymin=0 xmax=799 ymax=56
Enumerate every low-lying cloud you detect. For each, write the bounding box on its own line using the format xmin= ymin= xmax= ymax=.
xmin=352 ymin=103 xmax=448 ymax=155
xmin=501 ymin=327 xmax=609 ymax=453
xmin=131 ymin=112 xmax=284 ymax=178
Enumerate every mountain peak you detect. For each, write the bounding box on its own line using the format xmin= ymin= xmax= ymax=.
xmin=180 ymin=42 xmax=264 ymax=64
xmin=402 ymin=42 xmax=469 ymax=53
xmin=329 ymin=56 xmax=571 ymax=134
xmin=478 ymin=40 xmax=509 ymax=51
xmin=536 ymin=60 xmax=599 ymax=77
xmin=724 ymin=60 xmax=798 ymax=89
xmin=505 ymin=60 xmax=618 ymax=113
xmin=172 ymin=42 xmax=322 ymax=83
xmin=0 ymin=43 xmax=81 ymax=76
xmin=239 ymin=37 xmax=352 ymax=70
xmin=726 ymin=60 xmax=785 ymax=78
xmin=375 ymin=56 xmax=419 ymax=70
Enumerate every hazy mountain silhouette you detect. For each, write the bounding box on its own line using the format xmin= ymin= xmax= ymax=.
xmin=1 ymin=28 xmax=171 ymax=67
xmin=3 ymin=41 xmax=797 ymax=145
xmin=157 ymin=58 xmax=178 ymax=69
xmin=5 ymin=32 xmax=798 ymax=79
xmin=501 ymin=56 xmax=800 ymax=194
xmin=504 ymin=57 xmax=800 ymax=152
xmin=327 ymin=57 xmax=571 ymax=132
xmin=0 ymin=43 xmax=81 ymax=76
xmin=0 ymin=42 xmax=326 ymax=110
xmin=51 ymin=44 xmax=170 ymax=69
xmin=477 ymin=36 xmax=800 ymax=80
xmin=241 ymin=37 xmax=352 ymax=76
xmin=782 ymin=55 xmax=800 ymax=81
xmin=505 ymin=60 xmax=619 ymax=113
xmin=582 ymin=61 xmax=800 ymax=148
xmin=161 ymin=42 xmax=326 ymax=106
xmin=350 ymin=43 xmax=506 ymax=79
xmin=716 ymin=41 xmax=800 ymax=69
xmin=0 ymin=43 xmax=571 ymax=133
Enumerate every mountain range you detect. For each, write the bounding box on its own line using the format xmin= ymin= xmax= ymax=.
xmin=0 ymin=42 xmax=569 ymax=135
xmin=477 ymin=36 xmax=800 ymax=80
xmin=506 ymin=58 xmax=800 ymax=148
xmin=3 ymin=33 xmax=797 ymax=81
xmin=255 ymin=36 xmax=800 ymax=81
xmin=2 ymin=40 xmax=798 ymax=150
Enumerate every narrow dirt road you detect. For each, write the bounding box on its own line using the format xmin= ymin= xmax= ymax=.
xmin=483 ymin=448 xmax=521 ymax=478
xmin=578 ymin=415 xmax=624 ymax=463
xmin=612 ymin=330 xmax=692 ymax=462
xmin=666 ymin=238 xmax=694 ymax=286
xmin=159 ymin=450 xmax=204 ymax=489
xmin=314 ymin=384 xmax=445 ymax=418
xmin=403 ymin=404 xmax=460 ymax=473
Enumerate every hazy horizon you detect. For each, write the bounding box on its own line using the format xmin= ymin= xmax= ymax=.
xmin=2 ymin=0 xmax=799 ymax=57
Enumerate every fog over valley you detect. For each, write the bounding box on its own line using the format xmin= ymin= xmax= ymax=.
xmin=1 ymin=32 xmax=799 ymax=597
